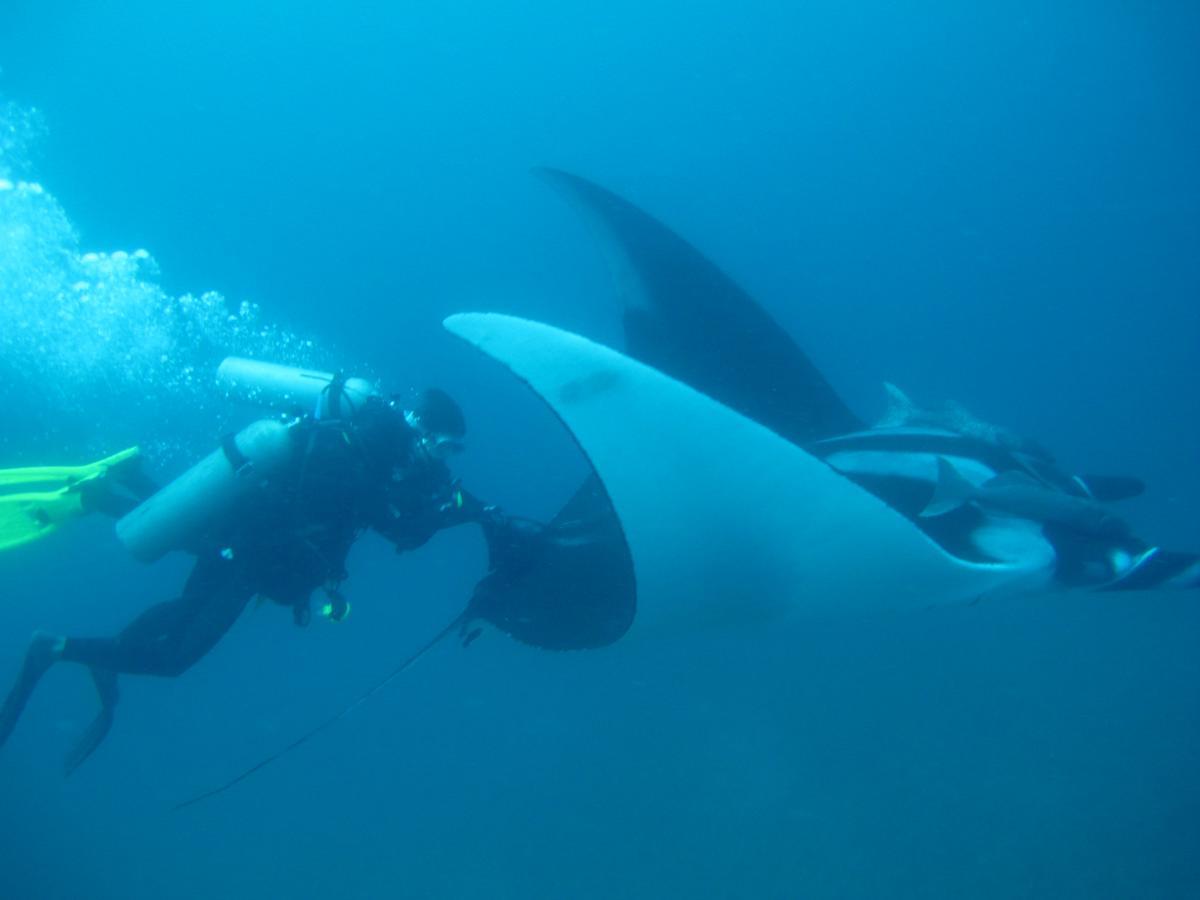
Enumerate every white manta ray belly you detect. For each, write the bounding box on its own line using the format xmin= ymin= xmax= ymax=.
xmin=446 ymin=313 xmax=1056 ymax=636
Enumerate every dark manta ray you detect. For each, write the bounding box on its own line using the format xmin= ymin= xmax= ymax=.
xmin=456 ymin=169 xmax=1198 ymax=651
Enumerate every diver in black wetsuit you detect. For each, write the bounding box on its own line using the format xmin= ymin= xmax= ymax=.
xmin=0 ymin=387 xmax=513 ymax=773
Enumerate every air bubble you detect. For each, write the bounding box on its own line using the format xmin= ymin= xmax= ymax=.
xmin=0 ymin=93 xmax=324 ymax=459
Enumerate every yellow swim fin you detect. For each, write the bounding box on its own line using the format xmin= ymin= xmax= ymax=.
xmin=0 ymin=447 xmax=140 ymax=552
xmin=0 ymin=446 xmax=141 ymax=491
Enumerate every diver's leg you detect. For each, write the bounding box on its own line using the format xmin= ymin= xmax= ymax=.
xmin=0 ymin=552 xmax=251 ymax=760
xmin=14 ymin=553 xmax=254 ymax=770
xmin=60 ymin=600 xmax=194 ymax=674
xmin=60 ymin=552 xmax=253 ymax=677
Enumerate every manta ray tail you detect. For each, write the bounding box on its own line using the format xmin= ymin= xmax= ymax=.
xmin=173 ymin=609 xmax=468 ymax=811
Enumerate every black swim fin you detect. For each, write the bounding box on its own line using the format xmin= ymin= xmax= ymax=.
xmin=0 ymin=633 xmax=62 ymax=749
xmin=63 ymin=668 xmax=119 ymax=776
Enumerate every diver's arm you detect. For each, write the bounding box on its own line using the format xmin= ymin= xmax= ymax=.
xmin=371 ymin=475 xmax=490 ymax=552
xmin=372 ymin=477 xmax=546 ymax=576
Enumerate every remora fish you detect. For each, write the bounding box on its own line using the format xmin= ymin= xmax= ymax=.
xmin=920 ymin=457 xmax=1128 ymax=538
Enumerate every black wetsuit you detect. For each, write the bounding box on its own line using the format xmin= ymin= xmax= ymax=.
xmin=60 ymin=416 xmax=482 ymax=678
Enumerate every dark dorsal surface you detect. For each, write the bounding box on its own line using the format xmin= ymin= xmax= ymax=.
xmin=538 ymin=168 xmax=863 ymax=445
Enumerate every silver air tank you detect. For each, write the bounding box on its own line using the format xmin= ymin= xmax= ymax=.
xmin=116 ymin=418 xmax=297 ymax=562
xmin=216 ymin=357 xmax=380 ymax=419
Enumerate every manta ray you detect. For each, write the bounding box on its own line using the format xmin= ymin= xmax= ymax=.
xmin=180 ymin=170 xmax=1197 ymax=807
xmin=453 ymin=169 xmax=1199 ymax=649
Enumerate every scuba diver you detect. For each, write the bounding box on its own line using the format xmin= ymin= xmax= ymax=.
xmin=0 ymin=358 xmax=534 ymax=774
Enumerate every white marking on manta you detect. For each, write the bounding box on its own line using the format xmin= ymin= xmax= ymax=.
xmin=822 ymin=449 xmax=997 ymax=486
xmin=814 ymin=426 xmax=965 ymax=442
xmin=445 ymin=313 xmax=1055 ymax=636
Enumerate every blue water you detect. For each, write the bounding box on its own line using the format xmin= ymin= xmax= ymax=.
xmin=1 ymin=3 xmax=1198 ymax=897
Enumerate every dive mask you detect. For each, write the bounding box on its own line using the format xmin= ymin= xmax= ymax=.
xmin=405 ymin=410 xmax=465 ymax=461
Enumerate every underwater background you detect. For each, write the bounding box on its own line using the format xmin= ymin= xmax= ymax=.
xmin=1 ymin=2 xmax=1197 ymax=898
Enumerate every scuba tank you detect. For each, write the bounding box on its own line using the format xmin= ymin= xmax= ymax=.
xmin=116 ymin=418 xmax=299 ymax=562
xmin=216 ymin=357 xmax=379 ymax=419
xmin=118 ymin=359 xmax=382 ymax=563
